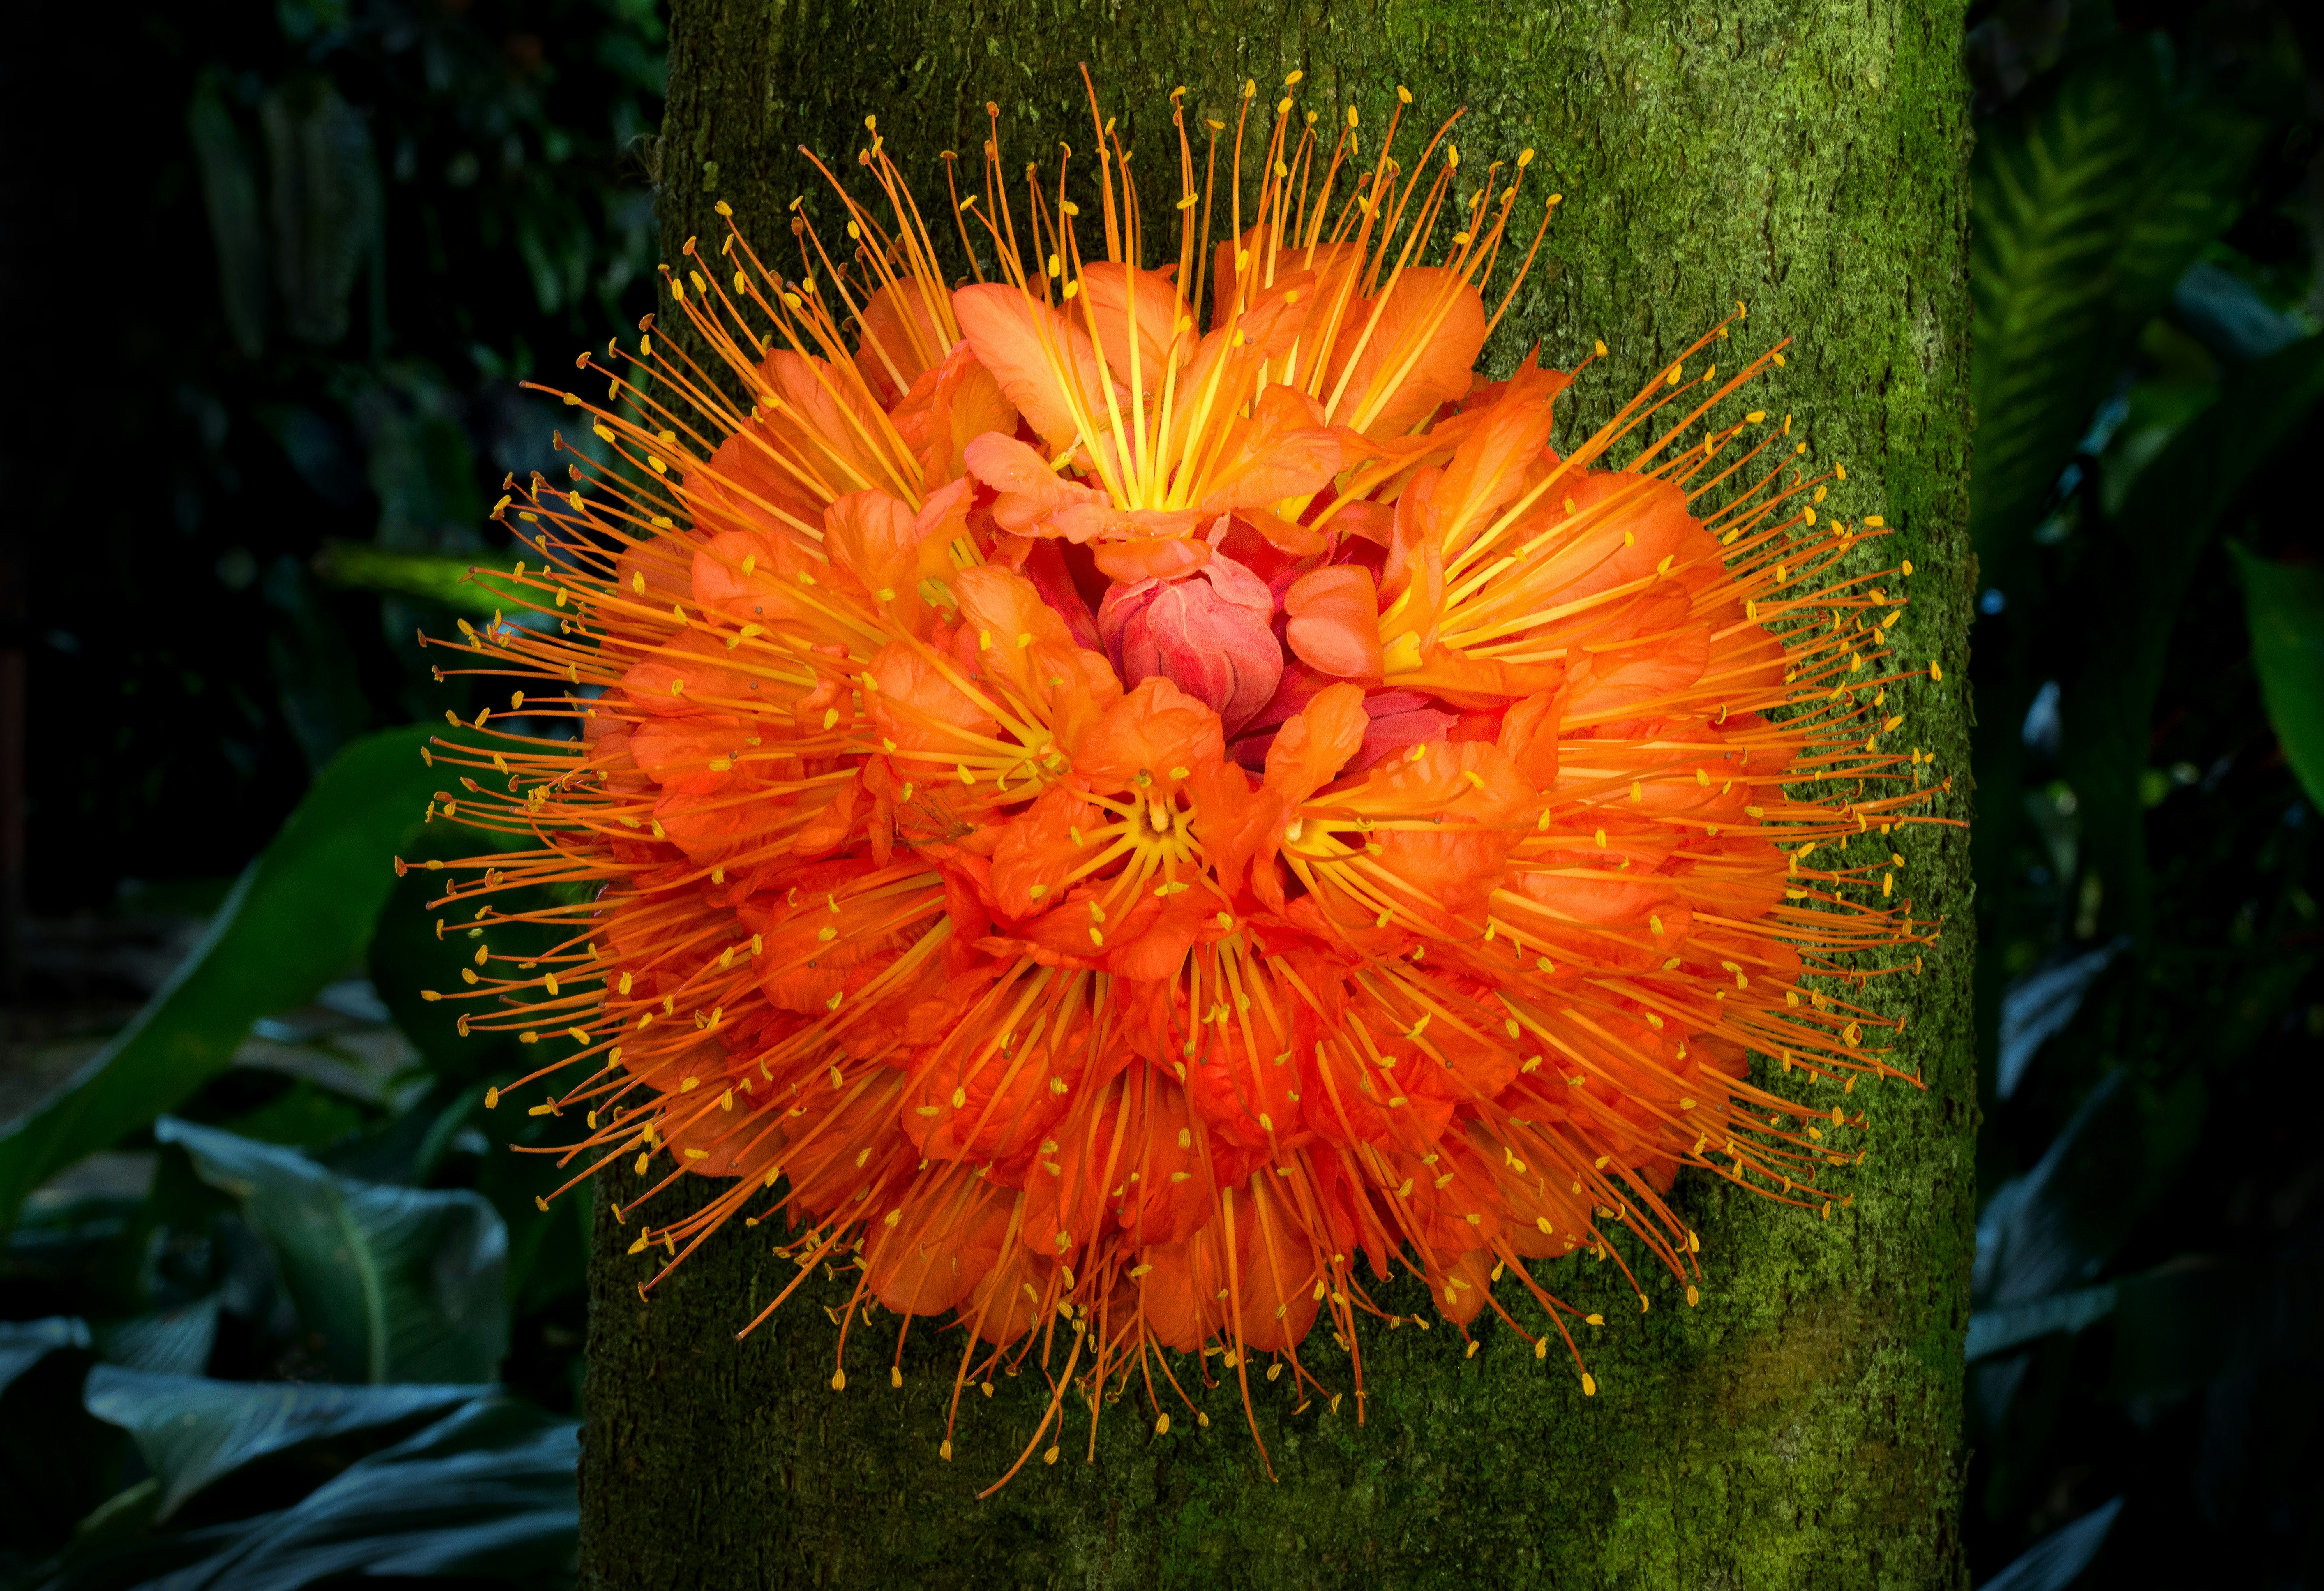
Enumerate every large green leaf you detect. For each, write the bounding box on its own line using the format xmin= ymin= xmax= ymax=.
xmin=1973 ymin=1070 xmax=2151 ymax=1316
xmin=2232 ymin=542 xmax=2324 ymax=813
xmin=157 ymin=1120 xmax=508 ymax=1385
xmin=82 ymin=1367 xmax=486 ymax=1522
xmin=0 ymin=725 xmax=440 ymax=1230
xmin=90 ymin=1298 xmax=220 ymax=1379
xmin=155 ymin=1397 xmax=577 ymax=1591
xmin=1964 ymin=1281 xmax=2121 ymax=1363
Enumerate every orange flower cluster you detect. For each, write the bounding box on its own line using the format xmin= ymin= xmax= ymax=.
xmin=411 ymin=75 xmax=1948 ymax=1485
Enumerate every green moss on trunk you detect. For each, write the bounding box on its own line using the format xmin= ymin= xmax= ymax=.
xmin=581 ymin=3 xmax=1978 ymax=1584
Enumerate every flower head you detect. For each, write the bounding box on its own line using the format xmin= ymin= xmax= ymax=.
xmin=411 ymin=72 xmax=1950 ymax=1487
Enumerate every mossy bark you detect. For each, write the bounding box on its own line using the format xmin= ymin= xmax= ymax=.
xmin=580 ymin=2 xmax=1978 ymax=1584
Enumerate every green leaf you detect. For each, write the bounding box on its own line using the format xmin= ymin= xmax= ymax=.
xmin=0 ymin=1316 xmax=90 ymax=1397
xmin=364 ymin=824 xmax=592 ymax=1313
xmin=0 ymin=725 xmax=441 ymax=1231
xmin=155 ymin=1120 xmax=508 ymax=1385
xmin=90 ymin=1298 xmax=221 ymax=1379
xmin=82 ymin=1367 xmax=486 ymax=1522
xmin=311 ymin=539 xmax=528 ymax=617
xmin=1974 ymin=1070 xmax=2151 ymax=1314
xmin=1971 ymin=46 xmax=2153 ymax=560
xmin=185 ymin=72 xmax=268 ymax=359
xmin=1971 ymin=44 xmax=2265 ymax=567
xmin=1965 ymin=1282 xmax=2120 ymax=1363
xmin=159 ymin=1397 xmax=577 ymax=1591
xmin=2232 ymin=542 xmax=2324 ymax=813
xmin=1980 ymin=1497 xmax=2123 ymax=1591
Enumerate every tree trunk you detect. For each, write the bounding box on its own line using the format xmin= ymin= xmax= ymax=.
xmin=581 ymin=2 xmax=1978 ymax=1585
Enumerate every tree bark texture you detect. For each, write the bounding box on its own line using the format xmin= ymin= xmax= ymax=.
xmin=582 ymin=2 xmax=1977 ymax=1585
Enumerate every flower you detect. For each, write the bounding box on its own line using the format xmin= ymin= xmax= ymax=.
xmin=410 ymin=74 xmax=1950 ymax=1487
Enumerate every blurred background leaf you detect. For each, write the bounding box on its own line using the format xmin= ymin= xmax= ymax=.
xmin=2233 ymin=541 xmax=2324 ymax=811
xmin=0 ymin=2 xmax=642 ymax=1585
xmin=84 ymin=1369 xmax=487 ymax=1522
xmin=157 ymin=1119 xmax=508 ymax=1385
xmin=1961 ymin=0 xmax=2324 ymax=1583
xmin=145 ymin=1395 xmax=579 ymax=1591
xmin=0 ymin=726 xmax=437 ymax=1228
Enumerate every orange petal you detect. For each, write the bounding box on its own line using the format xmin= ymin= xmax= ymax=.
xmin=1495 ymin=687 xmax=1566 ymax=787
xmin=887 ymin=338 xmax=1017 ymax=486
xmin=1264 ymin=681 xmax=1369 ymax=805
xmin=865 ymin=641 xmax=997 ymax=772
xmin=1385 ymin=640 xmax=1565 ymax=711
xmin=1194 ymin=384 xmax=1375 ymax=514
xmin=1077 ymin=261 xmax=1189 ymax=386
xmin=820 ymin=488 xmax=918 ymax=597
xmin=952 ymin=283 xmax=1119 ymax=453
xmin=990 ymin=785 xmax=1099 ymax=918
xmin=1344 ymin=740 xmax=1535 ymax=911
xmin=1429 ymin=355 xmax=1561 ymax=556
xmin=1282 ymin=566 xmax=1383 ymax=679
xmin=1074 ymin=677 xmax=1226 ymax=798
xmin=1092 ymin=536 xmax=1213 ymax=582
xmin=852 ymin=279 xmax=947 ymax=407
xmin=1324 ymin=266 xmax=1486 ymax=439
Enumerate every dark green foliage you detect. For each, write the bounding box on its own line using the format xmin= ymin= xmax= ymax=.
xmin=0 ymin=726 xmax=442 ymax=1227
xmin=4 ymin=0 xmax=663 ymax=907
xmin=2234 ymin=542 xmax=2324 ymax=811
xmin=41 ymin=1383 xmax=576 ymax=1591
xmin=159 ymin=1118 xmax=509 ymax=1385
xmin=83 ymin=1371 xmax=486 ymax=1521
xmin=0 ymin=1115 xmax=578 ymax=1590
xmin=1962 ymin=2 xmax=2324 ymax=1584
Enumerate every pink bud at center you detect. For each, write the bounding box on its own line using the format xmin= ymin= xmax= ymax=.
xmin=1097 ymin=550 xmax=1284 ymax=736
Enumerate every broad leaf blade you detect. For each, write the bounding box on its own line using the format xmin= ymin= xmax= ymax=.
xmin=1965 ymin=1282 xmax=2119 ymax=1363
xmin=90 ymin=1298 xmax=221 ymax=1379
xmin=0 ymin=726 xmax=442 ymax=1230
xmin=157 ymin=1120 xmax=508 ymax=1385
xmin=160 ymin=1397 xmax=577 ymax=1591
xmin=2232 ymin=543 xmax=2324 ymax=813
xmin=1978 ymin=1496 xmax=2123 ymax=1591
xmin=82 ymin=1368 xmax=487 ymax=1522
xmin=1974 ymin=1071 xmax=2149 ymax=1311
xmin=1996 ymin=935 xmax=2129 ymax=1100
xmin=0 ymin=1316 xmax=90 ymax=1397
